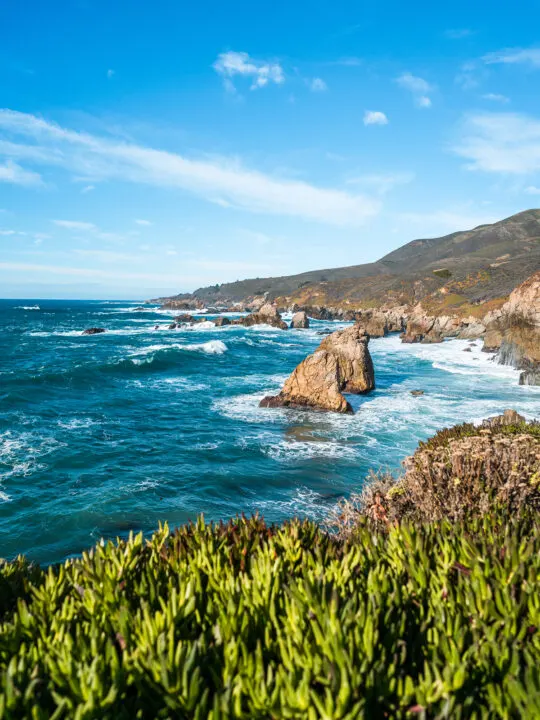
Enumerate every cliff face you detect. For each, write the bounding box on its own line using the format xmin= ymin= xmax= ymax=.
xmin=482 ymin=271 xmax=540 ymax=384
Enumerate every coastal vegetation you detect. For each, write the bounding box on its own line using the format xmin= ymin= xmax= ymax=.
xmin=1 ymin=416 xmax=540 ymax=718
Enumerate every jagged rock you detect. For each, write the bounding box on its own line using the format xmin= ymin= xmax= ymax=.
xmin=168 ymin=323 xmax=177 ymax=330
xmin=463 ymin=347 xmax=472 ymax=352
xmin=290 ymin=311 xmax=309 ymax=329
xmin=363 ymin=311 xmax=388 ymax=338
xmin=175 ymin=314 xmax=195 ymax=324
xmin=317 ymin=325 xmax=375 ymax=393
xmin=214 ymin=317 xmax=231 ymax=327
xmin=260 ymin=324 xmax=374 ymax=413
xmin=410 ymin=390 xmax=424 ymax=396
xmin=238 ymin=304 xmax=288 ymax=330
xmin=482 ymin=328 xmax=503 ymax=352
xmin=260 ymin=351 xmax=353 ymax=413
xmin=458 ymin=318 xmax=486 ymax=339
xmin=482 ymin=409 xmax=526 ymax=427
xmin=82 ymin=327 xmax=106 ymax=335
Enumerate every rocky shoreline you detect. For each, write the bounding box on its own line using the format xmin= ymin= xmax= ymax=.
xmin=152 ymin=270 xmax=540 ymax=387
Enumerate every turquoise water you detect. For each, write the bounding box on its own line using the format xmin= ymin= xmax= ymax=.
xmin=1 ymin=299 xmax=538 ymax=564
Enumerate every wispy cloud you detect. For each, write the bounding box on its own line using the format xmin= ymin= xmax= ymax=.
xmin=524 ymin=185 xmax=540 ymax=195
xmin=453 ymin=112 xmax=540 ymax=174
xmin=396 ymin=73 xmax=433 ymax=108
xmin=213 ymin=51 xmax=285 ymax=91
xmin=53 ymin=220 xmax=97 ymax=231
xmin=135 ymin=219 xmax=152 ymax=226
xmin=0 ymin=109 xmax=380 ymax=226
xmin=0 ymin=159 xmax=43 ymax=186
xmin=309 ymin=77 xmax=327 ymax=92
xmin=346 ymin=171 xmax=414 ymax=195
xmin=482 ymin=93 xmax=510 ymax=103
xmin=80 ymin=184 xmax=95 ymax=193
xmin=363 ymin=111 xmax=388 ymax=126
xmin=483 ymin=47 xmax=540 ymax=67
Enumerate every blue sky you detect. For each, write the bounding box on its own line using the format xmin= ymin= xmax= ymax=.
xmin=1 ymin=0 xmax=540 ymax=299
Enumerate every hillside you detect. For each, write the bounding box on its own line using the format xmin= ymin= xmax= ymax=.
xmin=157 ymin=209 xmax=540 ymax=310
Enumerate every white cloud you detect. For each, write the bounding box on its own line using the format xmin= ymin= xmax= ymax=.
xmin=453 ymin=112 xmax=540 ymax=174
xmin=524 ymin=185 xmax=540 ymax=195
xmin=135 ymin=219 xmax=152 ymax=226
xmin=81 ymin=184 xmax=95 ymax=193
xmin=0 ymin=160 xmax=43 ymax=186
xmin=416 ymin=96 xmax=432 ymax=108
xmin=482 ymin=93 xmax=510 ymax=103
xmin=346 ymin=171 xmax=414 ymax=195
xmin=0 ymin=109 xmax=380 ymax=226
xmin=483 ymin=47 xmax=540 ymax=67
xmin=53 ymin=220 xmax=97 ymax=231
xmin=0 ymin=229 xmax=16 ymax=236
xmin=363 ymin=110 xmax=388 ymax=126
xmin=309 ymin=77 xmax=327 ymax=92
xmin=213 ymin=51 xmax=285 ymax=91
xmin=396 ymin=73 xmax=433 ymax=107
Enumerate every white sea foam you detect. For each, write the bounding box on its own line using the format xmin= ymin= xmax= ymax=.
xmin=265 ymin=438 xmax=360 ymax=462
xmin=57 ymin=418 xmax=97 ymax=430
xmin=0 ymin=490 xmax=11 ymax=503
xmin=15 ymin=305 xmax=40 ymax=310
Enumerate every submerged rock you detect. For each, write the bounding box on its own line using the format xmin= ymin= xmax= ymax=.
xmin=410 ymin=390 xmax=425 ymax=396
xmin=82 ymin=327 xmax=106 ymax=335
xmin=260 ymin=324 xmax=374 ymax=414
xmin=290 ymin=311 xmax=309 ymax=329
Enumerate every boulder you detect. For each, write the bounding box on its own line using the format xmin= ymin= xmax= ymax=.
xmin=482 ymin=409 xmax=526 ymax=428
xmin=410 ymin=390 xmax=424 ymax=396
xmin=168 ymin=323 xmax=177 ymax=330
xmin=290 ymin=311 xmax=309 ymax=329
xmin=82 ymin=327 xmax=106 ymax=335
xmin=214 ymin=317 xmax=231 ymax=327
xmin=363 ymin=311 xmax=388 ymax=338
xmin=260 ymin=351 xmax=353 ymax=414
xmin=260 ymin=324 xmax=374 ymax=413
xmin=175 ymin=314 xmax=195 ymax=324
xmin=239 ymin=304 xmax=288 ymax=330
xmin=317 ymin=325 xmax=375 ymax=393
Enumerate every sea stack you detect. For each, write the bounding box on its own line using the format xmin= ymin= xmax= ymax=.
xmin=260 ymin=324 xmax=375 ymax=414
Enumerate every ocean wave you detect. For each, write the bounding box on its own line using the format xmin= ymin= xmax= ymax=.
xmin=15 ymin=305 xmax=40 ymax=310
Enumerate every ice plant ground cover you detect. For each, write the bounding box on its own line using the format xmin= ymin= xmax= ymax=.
xmin=1 ymin=509 xmax=540 ymax=718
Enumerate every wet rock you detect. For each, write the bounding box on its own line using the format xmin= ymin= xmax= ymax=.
xmin=290 ymin=311 xmax=309 ymax=329
xmin=410 ymin=390 xmax=424 ymax=396
xmin=82 ymin=327 xmax=106 ymax=335
xmin=463 ymin=347 xmax=472 ymax=352
xmin=168 ymin=323 xmax=177 ymax=330
xmin=239 ymin=304 xmax=288 ymax=330
xmin=260 ymin=324 xmax=374 ymax=414
xmin=214 ymin=317 xmax=231 ymax=327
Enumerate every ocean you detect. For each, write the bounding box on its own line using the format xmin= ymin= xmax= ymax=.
xmin=0 ymin=299 xmax=538 ymax=564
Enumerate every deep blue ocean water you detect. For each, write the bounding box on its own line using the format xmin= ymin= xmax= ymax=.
xmin=1 ymin=299 xmax=538 ymax=564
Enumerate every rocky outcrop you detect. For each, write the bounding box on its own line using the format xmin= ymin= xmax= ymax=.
xmin=260 ymin=324 xmax=374 ymax=413
xmin=482 ymin=271 xmax=540 ymax=384
xmin=237 ymin=304 xmax=288 ymax=330
xmin=214 ymin=317 xmax=231 ymax=327
xmin=290 ymin=311 xmax=309 ymax=329
xmin=82 ymin=327 xmax=106 ymax=335
xmin=260 ymin=351 xmax=353 ymax=413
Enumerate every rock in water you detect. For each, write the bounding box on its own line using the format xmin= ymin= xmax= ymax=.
xmin=214 ymin=317 xmax=231 ymax=327
xmin=260 ymin=351 xmax=353 ymax=413
xmin=237 ymin=303 xmax=288 ymax=330
xmin=82 ymin=327 xmax=106 ymax=335
xmin=317 ymin=325 xmax=374 ymax=393
xmin=260 ymin=324 xmax=374 ymax=413
xmin=290 ymin=311 xmax=309 ymax=329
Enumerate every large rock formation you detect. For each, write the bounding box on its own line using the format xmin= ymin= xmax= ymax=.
xmin=260 ymin=324 xmax=374 ymax=413
xmin=290 ymin=311 xmax=309 ymax=329
xmin=482 ymin=271 xmax=540 ymax=384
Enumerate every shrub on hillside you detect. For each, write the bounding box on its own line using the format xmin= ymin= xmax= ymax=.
xmin=332 ymin=414 xmax=540 ymax=531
